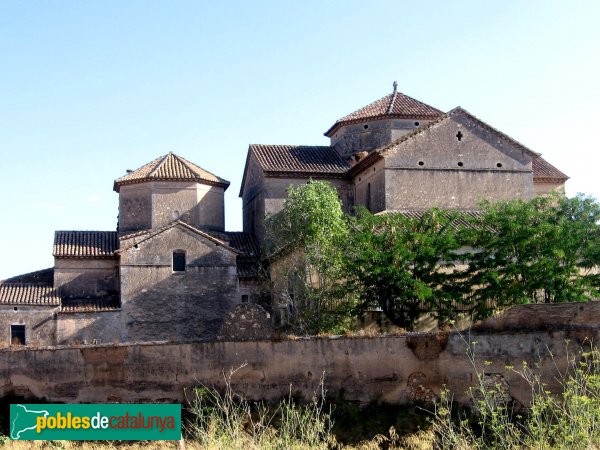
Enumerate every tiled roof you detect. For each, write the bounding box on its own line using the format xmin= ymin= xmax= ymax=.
xmin=325 ymin=89 xmax=443 ymax=137
xmin=114 ymin=152 xmax=230 ymax=192
xmin=54 ymin=231 xmax=118 ymax=258
xmin=61 ymin=297 xmax=120 ymax=313
xmin=223 ymin=232 xmax=260 ymax=258
xmin=532 ymin=156 xmax=569 ymax=182
xmin=2 ymin=268 xmax=54 ymax=284
xmin=378 ymin=210 xmax=484 ymax=231
xmin=250 ymin=145 xmax=351 ymax=174
xmin=237 ymin=260 xmax=261 ymax=278
xmin=207 ymin=231 xmax=261 ymax=277
xmin=0 ymin=283 xmax=61 ymax=306
xmin=117 ymin=221 xmax=240 ymax=255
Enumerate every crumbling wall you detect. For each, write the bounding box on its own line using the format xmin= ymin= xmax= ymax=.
xmin=0 ymin=302 xmax=597 ymax=407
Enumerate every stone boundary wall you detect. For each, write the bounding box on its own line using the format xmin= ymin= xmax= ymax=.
xmin=0 ymin=302 xmax=598 ymax=407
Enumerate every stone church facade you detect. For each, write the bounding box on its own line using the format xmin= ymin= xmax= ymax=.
xmin=0 ymin=85 xmax=568 ymax=346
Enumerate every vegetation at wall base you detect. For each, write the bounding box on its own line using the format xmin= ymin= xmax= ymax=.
xmin=2 ymin=341 xmax=600 ymax=449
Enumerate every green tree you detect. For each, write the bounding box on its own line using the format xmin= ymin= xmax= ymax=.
xmin=343 ymin=208 xmax=466 ymax=330
xmin=264 ymin=180 xmax=354 ymax=334
xmin=462 ymin=194 xmax=600 ymax=318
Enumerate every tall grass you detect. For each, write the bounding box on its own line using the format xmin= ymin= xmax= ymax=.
xmin=431 ymin=340 xmax=600 ymax=449
xmin=184 ymin=365 xmax=336 ymax=449
xmin=3 ymin=343 xmax=600 ymax=449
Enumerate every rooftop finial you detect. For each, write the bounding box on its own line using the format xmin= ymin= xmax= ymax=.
xmin=392 ymin=81 xmax=398 ymax=93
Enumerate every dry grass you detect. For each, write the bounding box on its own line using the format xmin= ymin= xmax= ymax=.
xmin=0 ymin=441 xmax=194 ymax=450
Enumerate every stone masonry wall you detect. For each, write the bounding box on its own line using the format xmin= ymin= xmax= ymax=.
xmin=54 ymin=259 xmax=119 ymax=300
xmin=0 ymin=305 xmax=58 ymax=348
xmin=119 ymin=224 xmax=238 ymax=342
xmin=0 ymin=302 xmax=597 ymax=407
xmin=57 ymin=311 xmax=122 ymax=345
xmin=331 ymin=119 xmax=436 ymax=160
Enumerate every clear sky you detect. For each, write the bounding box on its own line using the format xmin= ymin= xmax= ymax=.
xmin=1 ymin=0 xmax=599 ymax=279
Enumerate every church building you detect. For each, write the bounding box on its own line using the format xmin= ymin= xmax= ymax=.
xmin=0 ymin=85 xmax=568 ymax=346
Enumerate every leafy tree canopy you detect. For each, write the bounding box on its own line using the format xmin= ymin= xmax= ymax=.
xmin=343 ymin=208 xmax=466 ymax=330
xmin=462 ymin=193 xmax=600 ymax=317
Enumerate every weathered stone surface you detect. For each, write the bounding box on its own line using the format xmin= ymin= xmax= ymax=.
xmin=0 ymin=322 xmax=597 ymax=406
xmin=0 ymin=305 xmax=58 ymax=348
xmin=218 ymin=303 xmax=273 ymax=341
xmin=474 ymin=301 xmax=600 ymax=332
xmin=54 ymin=259 xmax=119 ymax=300
xmin=119 ymin=224 xmax=238 ymax=342
xmin=57 ymin=311 xmax=122 ymax=345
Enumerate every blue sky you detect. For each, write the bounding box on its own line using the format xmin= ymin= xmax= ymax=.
xmin=1 ymin=0 xmax=599 ymax=279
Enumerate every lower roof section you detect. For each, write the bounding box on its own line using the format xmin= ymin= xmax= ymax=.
xmin=0 ymin=283 xmax=61 ymax=306
xmin=54 ymin=231 xmax=118 ymax=258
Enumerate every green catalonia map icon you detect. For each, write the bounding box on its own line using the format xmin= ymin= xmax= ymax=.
xmin=10 ymin=404 xmax=49 ymax=440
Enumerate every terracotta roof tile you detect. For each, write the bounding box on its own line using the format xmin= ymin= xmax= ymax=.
xmin=0 ymin=283 xmax=61 ymax=306
xmin=533 ymin=156 xmax=569 ymax=181
xmin=223 ymin=232 xmax=260 ymax=258
xmin=114 ymin=152 xmax=230 ymax=191
xmin=61 ymin=297 xmax=120 ymax=313
xmin=54 ymin=231 xmax=118 ymax=258
xmin=325 ymin=90 xmax=443 ymax=136
xmin=250 ymin=145 xmax=351 ymax=175
xmin=378 ymin=210 xmax=484 ymax=231
xmin=237 ymin=260 xmax=261 ymax=278
xmin=2 ymin=268 xmax=54 ymax=284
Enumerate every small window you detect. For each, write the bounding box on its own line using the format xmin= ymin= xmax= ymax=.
xmin=496 ymin=163 xmax=503 ymax=168
xmin=11 ymin=325 xmax=25 ymax=346
xmin=414 ymin=121 xmax=420 ymax=127
xmin=418 ymin=161 xmax=424 ymax=166
xmin=241 ymin=295 xmax=249 ymax=303
xmin=457 ymin=162 xmax=464 ymax=167
xmin=172 ymin=251 xmax=186 ymax=272
xmin=363 ymin=124 xmax=369 ymax=129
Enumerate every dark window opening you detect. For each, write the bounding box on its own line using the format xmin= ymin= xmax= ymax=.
xmin=418 ymin=161 xmax=424 ymax=166
xmin=456 ymin=131 xmax=463 ymax=141
xmin=13 ymin=307 xmax=17 ymax=311
xmin=366 ymin=182 xmax=372 ymax=211
xmin=11 ymin=325 xmax=25 ymax=346
xmin=373 ymin=167 xmax=376 ymax=172
xmin=457 ymin=162 xmax=464 ymax=167
xmin=241 ymin=295 xmax=249 ymax=303
xmin=497 ymin=163 xmax=503 ymax=168
xmin=173 ymin=251 xmax=186 ymax=272
xmin=414 ymin=121 xmax=420 ymax=127
xmin=363 ymin=124 xmax=369 ymax=129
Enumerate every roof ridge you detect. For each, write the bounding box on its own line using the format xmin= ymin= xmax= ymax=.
xmin=448 ymin=107 xmax=540 ymax=157
xmin=116 ymin=220 xmax=241 ymax=255
xmin=386 ymin=88 xmax=398 ymax=114
xmin=171 ymin=153 xmax=198 ymax=178
xmin=147 ymin=153 xmax=171 ymax=178
xmin=324 ymin=89 xmax=443 ymax=137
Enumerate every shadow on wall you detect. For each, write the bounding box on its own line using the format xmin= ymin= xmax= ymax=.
xmin=120 ymin=263 xmax=238 ymax=343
